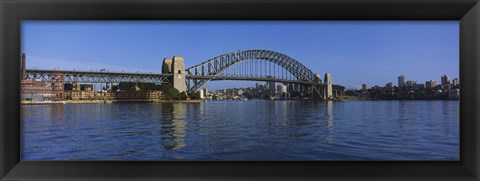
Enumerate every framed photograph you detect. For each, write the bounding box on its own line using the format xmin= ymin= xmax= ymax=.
xmin=1 ymin=0 xmax=479 ymax=180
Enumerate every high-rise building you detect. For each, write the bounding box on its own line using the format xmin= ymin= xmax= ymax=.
xmin=267 ymin=76 xmax=276 ymax=93
xmin=203 ymin=88 xmax=208 ymax=96
xmin=406 ymin=80 xmax=417 ymax=87
xmin=452 ymin=78 xmax=459 ymax=86
xmin=362 ymin=84 xmax=367 ymax=91
xmin=398 ymin=75 xmax=405 ymax=88
xmin=441 ymin=74 xmax=451 ymax=85
xmin=426 ymin=80 xmax=437 ymax=88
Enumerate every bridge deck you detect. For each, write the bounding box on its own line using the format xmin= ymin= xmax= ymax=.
xmin=25 ymin=69 xmax=172 ymax=84
xmin=25 ymin=69 xmax=321 ymax=86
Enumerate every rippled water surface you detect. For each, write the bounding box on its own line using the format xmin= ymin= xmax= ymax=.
xmin=21 ymin=100 xmax=459 ymax=160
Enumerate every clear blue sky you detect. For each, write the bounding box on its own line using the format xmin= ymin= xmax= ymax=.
xmin=22 ymin=21 xmax=459 ymax=90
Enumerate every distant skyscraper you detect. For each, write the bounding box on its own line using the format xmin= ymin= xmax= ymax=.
xmin=288 ymin=83 xmax=294 ymax=92
xmin=398 ymin=75 xmax=405 ymax=88
xmin=203 ymin=88 xmax=209 ymax=96
xmin=452 ymin=78 xmax=459 ymax=86
xmin=441 ymin=74 xmax=451 ymax=85
xmin=426 ymin=80 xmax=437 ymax=88
xmin=406 ymin=80 xmax=417 ymax=87
xmin=267 ymin=76 xmax=276 ymax=93
xmin=362 ymin=84 xmax=367 ymax=91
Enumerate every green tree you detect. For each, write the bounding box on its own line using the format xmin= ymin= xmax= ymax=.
xmin=64 ymin=83 xmax=73 ymax=91
xmin=157 ymin=85 xmax=186 ymax=100
xmin=188 ymin=91 xmax=200 ymax=100
xmin=119 ymin=82 xmax=137 ymax=90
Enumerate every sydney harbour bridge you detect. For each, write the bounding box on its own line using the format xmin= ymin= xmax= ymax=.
xmin=24 ymin=50 xmax=338 ymax=99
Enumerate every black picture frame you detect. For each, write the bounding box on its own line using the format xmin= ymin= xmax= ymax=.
xmin=1 ymin=0 xmax=479 ymax=180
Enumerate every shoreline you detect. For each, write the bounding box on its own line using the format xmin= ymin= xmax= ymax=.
xmin=20 ymin=98 xmax=459 ymax=105
xmin=21 ymin=99 xmax=205 ymax=105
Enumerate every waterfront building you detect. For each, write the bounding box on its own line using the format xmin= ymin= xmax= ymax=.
xmin=449 ymin=88 xmax=460 ymax=99
xmin=362 ymin=84 xmax=367 ymax=91
xmin=199 ymin=89 xmax=205 ymax=99
xmin=20 ymin=54 xmax=65 ymax=102
xmin=277 ymin=85 xmax=287 ymax=94
xmin=289 ymin=83 xmax=301 ymax=92
xmin=436 ymin=84 xmax=444 ymax=90
xmin=267 ymin=76 xmax=276 ymax=93
xmin=441 ymin=74 xmax=451 ymax=85
xmin=20 ymin=79 xmax=55 ymax=102
xmin=73 ymin=82 xmax=81 ymax=91
xmin=203 ymin=88 xmax=209 ymax=96
xmin=398 ymin=75 xmax=405 ymax=88
xmin=385 ymin=82 xmax=393 ymax=89
xmin=256 ymin=84 xmax=264 ymax=91
xmin=443 ymin=84 xmax=452 ymax=92
xmin=426 ymin=80 xmax=437 ymax=89
xmin=452 ymin=78 xmax=459 ymax=86
xmin=113 ymin=90 xmax=165 ymax=100
xmin=406 ymin=80 xmax=417 ymax=87
xmin=413 ymin=83 xmax=425 ymax=90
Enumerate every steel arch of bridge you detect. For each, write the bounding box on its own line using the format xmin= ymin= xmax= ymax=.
xmin=185 ymin=49 xmax=321 ymax=92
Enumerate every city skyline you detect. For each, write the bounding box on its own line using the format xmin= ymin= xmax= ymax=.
xmin=22 ymin=21 xmax=459 ymax=89
xmin=357 ymin=74 xmax=459 ymax=91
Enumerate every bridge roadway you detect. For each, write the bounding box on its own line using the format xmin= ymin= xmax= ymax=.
xmin=25 ymin=69 xmax=321 ymax=85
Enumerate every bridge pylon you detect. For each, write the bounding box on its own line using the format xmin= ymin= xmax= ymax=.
xmin=162 ymin=56 xmax=187 ymax=93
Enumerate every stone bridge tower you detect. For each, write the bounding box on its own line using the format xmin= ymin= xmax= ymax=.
xmin=162 ymin=56 xmax=187 ymax=93
xmin=324 ymin=73 xmax=333 ymax=99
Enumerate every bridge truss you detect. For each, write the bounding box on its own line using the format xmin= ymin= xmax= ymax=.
xmin=25 ymin=69 xmax=171 ymax=84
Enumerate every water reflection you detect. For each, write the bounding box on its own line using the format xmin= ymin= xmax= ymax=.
xmin=160 ymin=104 xmax=187 ymax=150
xmin=325 ymin=101 xmax=334 ymax=144
xmin=326 ymin=101 xmax=334 ymax=122
xmin=21 ymin=100 xmax=459 ymax=160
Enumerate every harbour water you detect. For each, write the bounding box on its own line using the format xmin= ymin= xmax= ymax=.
xmin=21 ymin=100 xmax=459 ymax=160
